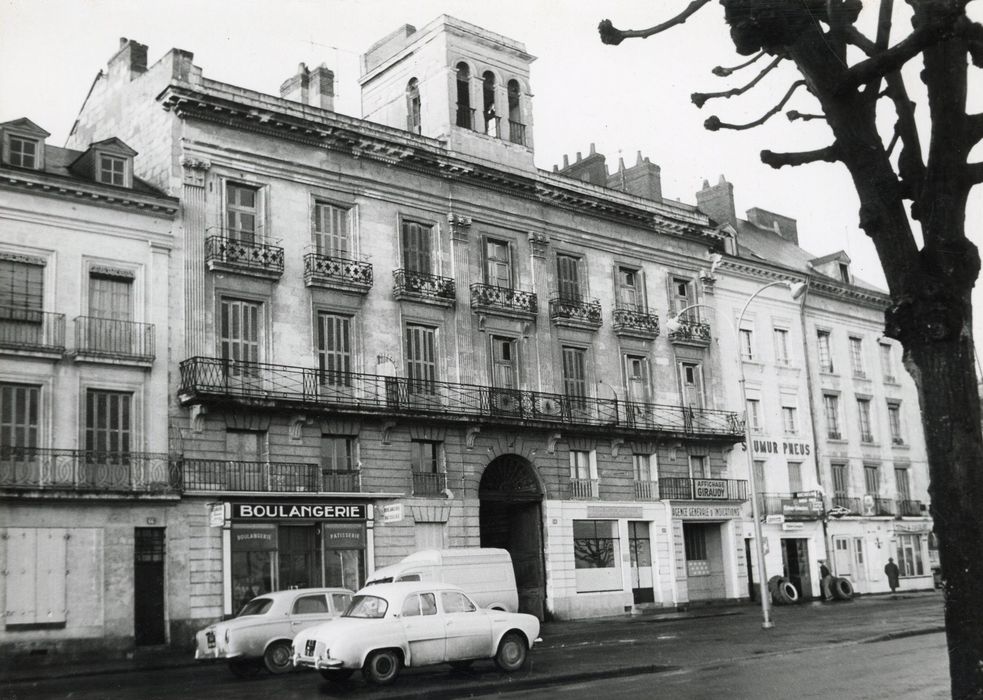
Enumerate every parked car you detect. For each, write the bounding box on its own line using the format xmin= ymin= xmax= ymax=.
xmin=292 ymin=581 xmax=541 ymax=686
xmin=194 ymin=587 xmax=353 ymax=676
xmin=365 ymin=548 xmax=519 ymax=612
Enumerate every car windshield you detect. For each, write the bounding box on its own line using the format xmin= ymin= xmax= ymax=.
xmin=237 ymin=598 xmax=274 ymax=617
xmin=364 ymin=577 xmax=392 ymax=586
xmin=344 ymin=595 xmax=388 ymax=619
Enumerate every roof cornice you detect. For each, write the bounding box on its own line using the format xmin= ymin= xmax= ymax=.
xmin=718 ymin=258 xmax=889 ymax=308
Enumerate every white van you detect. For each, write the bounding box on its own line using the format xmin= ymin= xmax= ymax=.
xmin=365 ymin=548 xmax=519 ymax=612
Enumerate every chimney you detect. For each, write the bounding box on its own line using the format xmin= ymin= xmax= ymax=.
xmin=109 ymin=38 xmax=148 ymax=79
xmin=557 ymin=145 xmax=608 ymax=186
xmin=608 ymin=151 xmax=662 ymax=202
xmin=696 ymin=175 xmax=737 ymax=228
xmin=280 ymin=63 xmax=311 ymax=105
xmin=746 ymin=207 xmax=799 ymax=245
xmin=309 ymin=63 xmax=335 ymax=111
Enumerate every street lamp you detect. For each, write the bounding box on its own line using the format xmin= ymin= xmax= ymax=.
xmin=665 ymin=278 xmax=806 ymax=630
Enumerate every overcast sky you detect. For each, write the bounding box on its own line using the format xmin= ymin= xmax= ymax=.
xmin=1 ymin=0 xmax=981 ymax=351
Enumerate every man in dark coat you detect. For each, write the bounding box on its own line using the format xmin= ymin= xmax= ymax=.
xmin=884 ymin=557 xmax=901 ymax=593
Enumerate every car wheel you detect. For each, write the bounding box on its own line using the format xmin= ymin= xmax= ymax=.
xmin=363 ymin=649 xmax=402 ymax=686
xmin=227 ymin=659 xmax=262 ymax=678
xmin=263 ymin=640 xmax=294 ymax=674
xmin=494 ymin=631 xmax=527 ymax=672
xmin=319 ymin=668 xmax=354 ymax=682
xmin=449 ymin=660 xmax=474 ymax=671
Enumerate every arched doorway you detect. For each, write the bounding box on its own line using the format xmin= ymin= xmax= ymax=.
xmin=479 ymin=455 xmax=546 ymax=620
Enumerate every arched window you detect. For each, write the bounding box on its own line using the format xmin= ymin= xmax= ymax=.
xmin=455 ymin=63 xmax=472 ymax=129
xmin=482 ymin=71 xmax=499 ymax=137
xmin=406 ymin=78 xmax=421 ymax=134
xmin=507 ymin=79 xmax=525 ymax=145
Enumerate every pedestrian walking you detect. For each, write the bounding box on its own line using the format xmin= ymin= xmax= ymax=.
xmin=884 ymin=557 xmax=901 ymax=593
xmin=819 ymin=560 xmax=833 ymax=601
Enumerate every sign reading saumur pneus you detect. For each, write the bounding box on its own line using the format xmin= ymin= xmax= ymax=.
xmin=751 ymin=439 xmax=812 ymax=457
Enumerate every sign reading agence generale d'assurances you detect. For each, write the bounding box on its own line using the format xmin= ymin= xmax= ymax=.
xmin=233 ymin=503 xmax=367 ymax=520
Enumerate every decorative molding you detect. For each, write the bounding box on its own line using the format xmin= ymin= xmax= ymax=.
xmin=546 ymin=432 xmax=562 ymax=454
xmin=611 ymin=438 xmax=625 ymax=458
xmin=466 ymin=426 xmax=481 ymax=450
xmin=528 ymin=231 xmax=550 ymax=258
xmin=410 ymin=505 xmax=450 ymax=523
xmin=189 ymin=404 xmax=207 ymax=434
xmin=700 ymin=274 xmax=716 ymax=296
xmin=447 ymin=213 xmax=472 ymax=240
xmin=381 ymin=420 xmax=397 ymax=445
xmin=180 ymin=156 xmax=211 ymax=187
xmin=0 ymin=251 xmax=46 ymax=266
xmin=289 ymin=414 xmax=311 ymax=441
xmin=90 ymin=264 xmax=136 ymax=280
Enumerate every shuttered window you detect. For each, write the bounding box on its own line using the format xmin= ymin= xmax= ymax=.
xmin=490 ymin=336 xmax=517 ymax=389
xmin=85 ymin=389 xmax=131 ymax=454
xmin=89 ymin=274 xmax=132 ymax=321
xmin=401 ymin=221 xmax=432 ymax=274
xmin=485 ymin=239 xmax=512 ymax=287
xmin=405 ymin=324 xmax=437 ymax=393
xmin=220 ymin=299 xmax=261 ymax=373
xmin=0 ymin=383 xmax=40 ymax=448
xmin=317 ymin=313 xmax=352 ymax=386
xmin=313 ymin=202 xmax=351 ymax=257
xmin=618 ymin=267 xmax=639 ymax=308
xmin=0 ymin=259 xmax=43 ymax=315
xmin=5 ymin=529 xmax=68 ymax=625
xmin=556 ymin=254 xmax=581 ymax=300
xmin=562 ymin=346 xmax=587 ymax=406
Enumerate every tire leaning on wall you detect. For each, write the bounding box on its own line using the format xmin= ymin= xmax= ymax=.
xmin=779 ymin=580 xmax=799 ymax=603
xmin=769 ymin=575 xmax=792 ymax=605
xmin=831 ymin=576 xmax=855 ymax=601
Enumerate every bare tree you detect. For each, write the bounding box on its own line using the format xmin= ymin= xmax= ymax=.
xmin=600 ymin=1 xmax=982 ymax=696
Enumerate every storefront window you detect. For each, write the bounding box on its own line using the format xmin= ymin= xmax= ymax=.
xmin=897 ymin=534 xmax=924 ymax=577
xmin=573 ymin=519 xmax=621 ymax=593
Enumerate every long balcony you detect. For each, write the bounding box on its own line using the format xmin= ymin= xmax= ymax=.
xmin=470 ymin=283 xmax=537 ymax=319
xmin=831 ymin=496 xmax=861 ymax=513
xmin=393 ymin=270 xmax=456 ymax=306
xmin=179 ymin=357 xmax=745 ymax=441
xmin=757 ymin=492 xmax=824 ymax=520
xmin=304 ymin=253 xmax=373 ymax=294
xmin=612 ymin=304 xmax=660 ymax=340
xmin=897 ymin=499 xmax=925 ymax=517
xmin=568 ymin=477 xmax=599 ymax=500
xmin=659 ymin=476 xmax=748 ymax=501
xmin=412 ymin=471 xmax=446 ymax=496
xmin=0 ymin=307 xmax=65 ymax=356
xmin=549 ymin=295 xmax=602 ymax=330
xmin=205 ymin=235 xmax=284 ymax=279
xmin=0 ymin=446 xmax=178 ymax=494
xmin=667 ymin=317 xmax=711 ymax=346
xmin=181 ymin=459 xmax=361 ymax=493
xmin=74 ymin=316 xmax=155 ymax=364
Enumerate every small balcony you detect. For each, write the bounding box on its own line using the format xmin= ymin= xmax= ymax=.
xmin=304 ymin=253 xmax=373 ymax=294
xmin=205 ymin=235 xmax=284 ymax=279
xmin=412 ymin=471 xmax=446 ymax=497
xmin=659 ymin=476 xmax=748 ymax=501
xmin=633 ymin=480 xmax=659 ymax=501
xmin=508 ymin=121 xmax=527 ymax=146
xmin=0 ymin=446 xmax=178 ymax=495
xmin=73 ymin=316 xmax=155 ymax=365
xmin=891 ymin=436 xmax=905 ymax=446
xmin=667 ymin=317 xmax=711 ymax=347
xmin=757 ymin=492 xmax=824 ymax=520
xmin=549 ymin=295 xmax=602 ymax=330
xmin=831 ymin=496 xmax=861 ymax=514
xmin=0 ymin=306 xmax=65 ymax=357
xmin=393 ymin=270 xmax=456 ymax=306
xmin=181 ymin=459 xmax=361 ymax=493
xmin=470 ymin=283 xmax=537 ymax=319
xmin=568 ymin=477 xmax=599 ymax=500
xmin=483 ymin=114 xmax=501 ymax=138
xmin=896 ymin=499 xmax=925 ymax=517
xmin=827 ymin=431 xmax=842 ymax=440
xmin=612 ymin=304 xmax=660 ymax=340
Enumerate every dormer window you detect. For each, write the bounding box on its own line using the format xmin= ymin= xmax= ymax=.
xmin=98 ymin=153 xmax=128 ymax=186
xmin=838 ymin=262 xmax=850 ymax=283
xmin=8 ymin=135 xmax=39 ymax=169
xmin=1 ymin=118 xmax=49 ymax=170
xmin=70 ymin=137 xmax=136 ymax=189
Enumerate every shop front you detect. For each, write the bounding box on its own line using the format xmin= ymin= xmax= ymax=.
xmin=671 ymin=502 xmax=744 ymax=603
xmin=757 ymin=492 xmax=826 ymax=600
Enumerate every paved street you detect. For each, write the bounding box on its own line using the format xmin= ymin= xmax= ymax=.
xmin=0 ymin=593 xmax=946 ymax=700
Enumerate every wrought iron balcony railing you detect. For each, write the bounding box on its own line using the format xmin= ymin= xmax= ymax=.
xmin=633 ymin=480 xmax=659 ymax=501
xmin=896 ymin=499 xmax=924 ymax=517
xmin=393 ymin=269 xmax=456 ymax=304
xmin=304 ymin=253 xmax=373 ymax=293
xmin=667 ymin=317 xmax=711 ymax=345
xmin=568 ymin=477 xmax=599 ymax=500
xmin=0 ymin=446 xmax=178 ymax=494
xmin=413 ymin=471 xmax=446 ymax=496
xmin=179 ymin=356 xmax=745 ymax=440
xmin=659 ymin=476 xmax=748 ymax=501
xmin=205 ymin=235 xmax=284 ymax=277
xmin=181 ymin=459 xmax=360 ymax=493
xmin=456 ymin=105 xmax=475 ymax=130
xmin=612 ymin=304 xmax=660 ymax=339
xmin=827 ymin=430 xmax=842 ymax=440
xmin=74 ymin=316 xmax=155 ymax=362
xmin=831 ymin=496 xmax=861 ymax=514
xmin=548 ymin=295 xmax=602 ymax=329
xmin=508 ymin=121 xmax=527 ymax=146
xmin=873 ymin=497 xmax=896 ymax=516
xmin=0 ymin=306 xmax=65 ymax=354
xmin=470 ymin=283 xmax=537 ymax=317
xmin=756 ymin=492 xmax=824 ymax=520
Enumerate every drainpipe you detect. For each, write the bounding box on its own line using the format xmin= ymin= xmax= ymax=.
xmin=664 ymin=503 xmax=680 ymax=607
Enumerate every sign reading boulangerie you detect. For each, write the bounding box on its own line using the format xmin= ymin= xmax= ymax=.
xmin=233 ymin=503 xmax=367 ymax=520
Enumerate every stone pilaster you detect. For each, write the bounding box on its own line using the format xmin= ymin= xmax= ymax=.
xmin=181 ymin=157 xmax=211 ymax=358
xmin=449 ymin=213 xmax=475 ymax=381
xmin=528 ymin=230 xmax=552 ymax=391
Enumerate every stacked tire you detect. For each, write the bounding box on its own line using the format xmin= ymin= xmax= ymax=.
xmin=831 ymin=576 xmax=854 ymax=601
xmin=768 ymin=575 xmax=799 ymax=605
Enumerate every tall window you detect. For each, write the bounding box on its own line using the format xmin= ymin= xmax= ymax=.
xmin=321 ymin=435 xmax=355 ymax=473
xmin=0 ymin=258 xmax=43 ymax=318
xmin=507 ymin=79 xmax=523 ymax=143
xmin=455 ymin=63 xmax=472 ymax=128
xmin=817 ymin=330 xmax=833 ymax=373
xmin=313 ymin=202 xmax=351 ymax=257
xmin=219 ymin=298 xmax=261 ymax=371
xmin=672 ymin=277 xmax=695 ymax=321
xmin=680 ymin=362 xmax=705 ymax=409
xmin=880 ymin=342 xmax=895 ymax=382
xmin=864 ymin=463 xmax=880 ymax=495
xmin=824 ymin=394 xmax=841 ymax=438
xmin=831 ymin=463 xmax=848 ymax=499
xmin=85 ymin=389 xmax=131 ymax=454
xmin=482 ymin=71 xmax=498 ymax=136
xmin=226 ymin=182 xmax=259 ymax=243
xmin=405 ymin=78 xmax=421 ymax=134
xmin=98 ymin=154 xmax=126 ymax=186
xmin=632 ymin=453 xmax=655 ymax=482
xmin=888 ymin=402 xmax=903 ymax=444
xmin=782 ymin=404 xmax=798 ymax=434
xmin=569 ymin=450 xmax=595 ymax=480
xmin=317 ymin=313 xmax=352 ymax=386
xmin=411 ymin=440 xmax=440 ymax=473
xmin=773 ymin=328 xmax=790 ymax=365
xmin=684 ymin=526 xmax=709 ymax=567
xmin=857 ymin=397 xmax=874 ymax=442
xmin=896 ymin=534 xmax=924 ymax=577
xmin=8 ymin=136 xmax=38 ymax=169
xmin=0 ymin=383 xmax=39 ymax=448
xmin=739 ymin=328 xmax=754 ymax=361
xmin=617 ymin=267 xmax=641 ymax=309
xmin=556 ymin=254 xmax=582 ymax=300
xmin=895 ymin=467 xmax=911 ymax=502
xmin=838 ymin=262 xmax=850 ymax=283
xmin=689 ymin=455 xmax=708 ymax=478
xmin=89 ymin=273 xmax=132 ymax=321
xmin=401 ymin=220 xmax=433 ymax=274
xmin=562 ymin=346 xmax=587 ymax=406
xmin=849 ymin=336 xmax=865 ymax=377
xmin=788 ymin=462 xmax=803 ymax=493
xmin=624 ymin=354 xmax=649 ymax=403
xmin=405 ymin=324 xmax=437 ymax=394
xmin=746 ymin=398 xmax=762 ymax=432
xmin=490 ymin=336 xmax=517 ymax=389
xmin=485 ymin=239 xmax=512 ymax=287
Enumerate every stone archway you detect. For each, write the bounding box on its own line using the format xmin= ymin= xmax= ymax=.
xmin=479 ymin=455 xmax=546 ymax=620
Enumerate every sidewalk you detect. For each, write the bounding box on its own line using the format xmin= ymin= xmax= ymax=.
xmin=0 ymin=591 xmax=944 ymax=691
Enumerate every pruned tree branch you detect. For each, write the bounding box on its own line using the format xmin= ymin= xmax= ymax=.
xmin=863 ymin=0 xmax=896 ymax=100
xmin=786 ymin=110 xmax=825 ymax=122
xmin=761 ymin=145 xmax=841 ymax=168
xmin=967 ymin=162 xmax=983 ymax=185
xmin=712 ymin=51 xmax=766 ymax=77
xmin=691 ymin=56 xmax=783 ymax=108
xmin=598 ymin=0 xmax=710 ymax=45
xmin=704 ymin=81 xmax=806 ymax=131
xmin=964 ymin=20 xmax=983 ymax=66
xmin=969 ymin=113 xmax=983 ymax=146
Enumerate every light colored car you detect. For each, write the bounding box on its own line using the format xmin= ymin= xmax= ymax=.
xmin=292 ymin=581 xmax=541 ymax=686
xmin=194 ymin=587 xmax=353 ymax=676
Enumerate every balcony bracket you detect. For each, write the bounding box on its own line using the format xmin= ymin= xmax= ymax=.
xmin=289 ymin=414 xmax=313 ymax=442
xmin=381 ymin=420 xmax=397 ymax=445
xmin=546 ymin=432 xmax=562 ymax=455
xmin=190 ymin=404 xmax=208 ymax=433
xmin=610 ymin=438 xmax=625 ymax=458
xmin=466 ymin=426 xmax=481 ymax=450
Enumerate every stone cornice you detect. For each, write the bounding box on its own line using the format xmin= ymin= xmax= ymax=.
xmin=0 ymin=168 xmax=179 ymax=217
xmin=718 ymin=258 xmax=890 ymax=309
xmin=157 ymin=84 xmax=728 ymax=246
